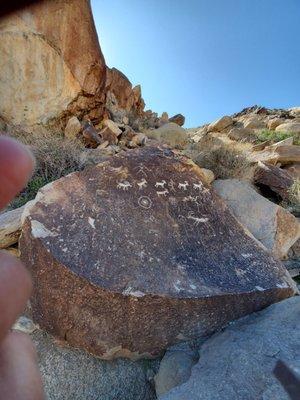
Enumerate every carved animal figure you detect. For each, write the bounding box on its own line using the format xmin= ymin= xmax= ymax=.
xmin=157 ymin=189 xmax=169 ymax=197
xmin=155 ymin=180 xmax=167 ymax=188
xmin=193 ymin=182 xmax=203 ymax=190
xmin=137 ymin=179 xmax=147 ymax=190
xmin=178 ymin=181 xmax=189 ymax=190
xmin=187 ymin=211 xmax=209 ymax=226
xmin=117 ymin=181 xmax=132 ymax=191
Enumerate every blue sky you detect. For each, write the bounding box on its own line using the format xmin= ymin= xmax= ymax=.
xmin=91 ymin=0 xmax=300 ymax=128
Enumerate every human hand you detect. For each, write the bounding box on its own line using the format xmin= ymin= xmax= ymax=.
xmin=0 ymin=137 xmax=44 ymax=400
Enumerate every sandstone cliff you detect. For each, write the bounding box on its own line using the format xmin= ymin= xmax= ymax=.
xmin=0 ymin=0 xmax=159 ymax=131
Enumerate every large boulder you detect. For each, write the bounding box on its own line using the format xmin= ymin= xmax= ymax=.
xmin=20 ymin=147 xmax=297 ymax=360
xmin=250 ymin=145 xmax=300 ymax=165
xmin=207 ymin=116 xmax=233 ymax=132
xmin=14 ymin=319 xmax=158 ymax=400
xmin=145 ymin=123 xmax=188 ymax=149
xmin=0 ymin=0 xmax=106 ymax=127
xmin=275 ymin=122 xmax=300 ymax=134
xmin=161 ymin=296 xmax=300 ymax=400
xmin=213 ymin=179 xmax=300 ymax=259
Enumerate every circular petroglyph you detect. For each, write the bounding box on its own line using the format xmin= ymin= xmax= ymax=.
xmin=138 ymin=196 xmax=152 ymax=209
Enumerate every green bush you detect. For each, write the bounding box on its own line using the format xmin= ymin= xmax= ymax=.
xmin=255 ymin=129 xmax=300 ymax=145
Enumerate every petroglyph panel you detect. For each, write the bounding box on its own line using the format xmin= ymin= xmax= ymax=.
xmin=20 ymin=147 xmax=297 ymax=360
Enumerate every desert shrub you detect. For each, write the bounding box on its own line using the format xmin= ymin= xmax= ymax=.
xmin=6 ymin=131 xmax=85 ymax=209
xmin=255 ymin=129 xmax=300 ymax=145
xmin=282 ymin=179 xmax=300 ymax=216
xmin=195 ymin=143 xmax=252 ymax=179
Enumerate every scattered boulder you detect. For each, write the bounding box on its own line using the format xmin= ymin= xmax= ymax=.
xmin=254 ymin=162 xmax=294 ymax=200
xmin=161 ymin=296 xmax=300 ymax=400
xmin=276 ymin=122 xmax=300 ymax=134
xmin=99 ymin=126 xmax=119 ymax=145
xmin=145 ymin=123 xmax=188 ymax=149
xmin=268 ymin=137 xmax=294 ymax=148
xmin=284 ymin=163 xmax=300 ymax=179
xmin=0 ymin=205 xmax=26 ymax=249
xmin=102 ymin=119 xmax=122 ymax=137
xmin=228 ymin=127 xmax=256 ymax=142
xmin=213 ymin=179 xmax=300 ymax=259
xmin=267 ymin=118 xmax=285 ymax=130
xmin=169 ymin=114 xmax=185 ymax=127
xmin=242 ymin=115 xmax=266 ymax=130
xmin=250 ymin=145 xmax=300 ymax=165
xmin=20 ymin=147 xmax=296 ymax=360
xmin=64 ymin=116 xmax=82 ymax=139
xmin=252 ymin=140 xmax=272 ymax=151
xmin=82 ymin=121 xmax=101 ymax=147
xmin=207 ymin=116 xmax=233 ymax=132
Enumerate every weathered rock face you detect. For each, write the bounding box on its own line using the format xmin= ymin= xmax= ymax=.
xmin=145 ymin=123 xmax=188 ymax=149
xmin=161 ymin=296 xmax=300 ymax=400
xmin=213 ymin=179 xmax=300 ymax=259
xmin=0 ymin=0 xmax=106 ymax=127
xmin=20 ymin=147 xmax=296 ymax=359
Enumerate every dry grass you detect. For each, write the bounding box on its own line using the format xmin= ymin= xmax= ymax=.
xmin=194 ymin=139 xmax=252 ymax=180
xmin=5 ymin=130 xmax=85 ymax=208
xmin=283 ymin=179 xmax=300 ymax=216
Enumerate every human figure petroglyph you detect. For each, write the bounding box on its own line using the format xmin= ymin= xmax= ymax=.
xmin=157 ymin=189 xmax=169 ymax=197
xmin=178 ymin=181 xmax=189 ymax=190
xmin=137 ymin=178 xmax=147 ymax=190
xmin=134 ymin=164 xmax=151 ymax=177
xmin=168 ymin=179 xmax=176 ymax=192
xmin=155 ymin=180 xmax=167 ymax=188
xmin=117 ymin=181 xmax=132 ymax=191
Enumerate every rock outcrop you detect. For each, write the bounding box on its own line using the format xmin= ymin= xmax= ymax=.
xmin=0 ymin=0 xmax=106 ymax=127
xmin=20 ymin=147 xmax=296 ymax=360
xmin=0 ymin=0 xmax=174 ymax=133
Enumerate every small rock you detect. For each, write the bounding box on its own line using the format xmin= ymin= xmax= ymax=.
xmin=155 ymin=348 xmax=198 ymax=397
xmin=169 ymin=114 xmax=185 ymax=127
xmin=82 ymin=122 xmax=101 ymax=148
xmin=129 ymin=133 xmax=147 ymax=147
xmin=103 ymin=119 xmax=122 ymax=137
xmin=13 ymin=316 xmax=37 ymax=334
xmin=97 ymin=140 xmax=109 ymax=149
xmin=64 ymin=116 xmax=82 ymax=139
xmin=161 ymin=112 xmax=169 ymax=124
xmin=99 ymin=126 xmax=119 ymax=145
xmin=0 ymin=205 xmax=26 ymax=249
xmin=208 ymin=116 xmax=233 ymax=132
xmin=283 ymin=163 xmax=300 ymax=179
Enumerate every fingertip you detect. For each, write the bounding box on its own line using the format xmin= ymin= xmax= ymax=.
xmin=0 ymin=136 xmax=35 ymax=209
xmin=0 ymin=251 xmax=32 ymax=341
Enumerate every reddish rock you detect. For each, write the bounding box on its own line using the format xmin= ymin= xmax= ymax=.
xmin=169 ymin=114 xmax=185 ymax=127
xmin=254 ymin=162 xmax=294 ymax=200
xmin=82 ymin=121 xmax=101 ymax=148
xmin=20 ymin=147 xmax=296 ymax=360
